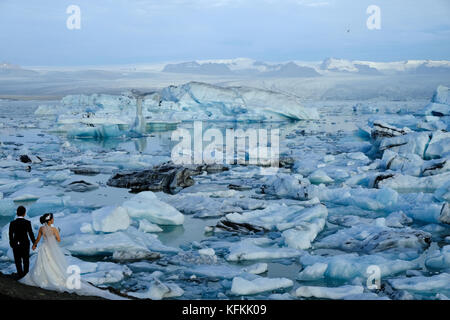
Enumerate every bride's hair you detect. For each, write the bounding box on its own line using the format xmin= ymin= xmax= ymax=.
xmin=40 ymin=213 xmax=53 ymax=224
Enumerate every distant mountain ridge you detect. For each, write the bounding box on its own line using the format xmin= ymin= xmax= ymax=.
xmin=0 ymin=62 xmax=38 ymax=76
xmin=163 ymin=58 xmax=320 ymax=77
xmin=162 ymin=57 xmax=450 ymax=77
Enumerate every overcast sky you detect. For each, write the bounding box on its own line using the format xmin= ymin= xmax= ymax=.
xmin=1 ymin=0 xmax=449 ymax=66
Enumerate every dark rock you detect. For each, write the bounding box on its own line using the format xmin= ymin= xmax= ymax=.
xmin=65 ymin=180 xmax=99 ymax=192
xmin=215 ymin=220 xmax=267 ymax=234
xmin=279 ymin=157 xmax=295 ymax=169
xmin=431 ymin=111 xmax=445 ymax=117
xmin=203 ymin=164 xmax=229 ymax=174
xmin=19 ymin=155 xmax=32 ymax=163
xmin=107 ymin=162 xmax=228 ymax=193
xmin=228 ymin=184 xmax=252 ymax=191
xmin=0 ymin=272 xmax=105 ymax=300
xmin=107 ymin=162 xmax=195 ymax=193
xmin=71 ymin=167 xmax=101 ymax=176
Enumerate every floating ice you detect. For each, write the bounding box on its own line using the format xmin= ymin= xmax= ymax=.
xmin=242 ymin=263 xmax=268 ymax=275
xmin=425 ymin=245 xmax=450 ymax=270
xmin=316 ymin=223 xmax=431 ymax=254
xmin=389 ymin=273 xmax=450 ymax=293
xmin=425 ymin=131 xmax=450 ymax=159
xmin=129 ymin=279 xmax=184 ymax=300
xmin=226 ymin=238 xmax=300 ymax=262
xmin=308 ymin=170 xmax=334 ymax=185
xmin=231 ymin=276 xmax=293 ymax=295
xmin=377 ymin=172 xmax=450 ymax=193
xmin=122 ymin=191 xmax=184 ymax=226
xmin=138 ymin=219 xmax=163 ymax=233
xmin=53 ymin=82 xmax=319 ymax=129
xmin=295 ymin=285 xmax=364 ymax=299
xmin=92 ymin=206 xmax=131 ymax=233
xmin=418 ymin=85 xmax=450 ymax=117
xmin=298 ymin=253 xmax=418 ymax=281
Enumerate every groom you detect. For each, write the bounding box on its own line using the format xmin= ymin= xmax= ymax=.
xmin=9 ymin=206 xmax=36 ymax=280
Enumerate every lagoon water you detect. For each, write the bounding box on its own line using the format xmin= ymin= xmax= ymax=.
xmin=1 ymin=97 xmax=449 ymax=300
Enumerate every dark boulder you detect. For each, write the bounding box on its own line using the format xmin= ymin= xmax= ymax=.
xmin=107 ymin=162 xmax=228 ymax=194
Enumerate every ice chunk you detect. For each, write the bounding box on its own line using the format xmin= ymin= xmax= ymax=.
xmin=297 ymin=262 xmax=328 ymax=281
xmin=231 ymin=276 xmax=293 ymax=295
xmin=389 ymin=273 xmax=450 ymax=292
xmin=10 ymin=186 xmax=60 ymax=202
xmin=64 ymin=228 xmax=176 ymax=256
xmin=83 ymin=262 xmax=132 ymax=285
xmin=425 ymin=245 xmax=450 ymax=270
xmin=242 ymin=263 xmax=268 ymax=275
xmin=316 ymin=224 xmax=431 ymax=254
xmin=378 ymin=132 xmax=430 ymax=158
xmin=425 ymin=131 xmax=450 ymax=159
xmin=92 ymin=206 xmax=131 ymax=233
xmin=129 ymin=280 xmax=184 ymax=300
xmin=225 ymin=203 xmax=326 ymax=232
xmin=198 ymin=248 xmax=215 ymax=257
xmin=439 ymin=203 xmax=450 ymax=224
xmin=138 ymin=219 xmax=163 ymax=233
xmin=377 ymin=172 xmax=450 ymax=193
xmin=417 ymin=85 xmax=450 ymax=116
xmin=308 ymin=170 xmax=334 ymax=185
xmin=226 ymin=238 xmax=300 ymax=262
xmin=299 ymin=253 xmax=418 ymax=281
xmin=282 ymin=216 xmax=326 ymax=250
xmin=261 ymin=173 xmax=315 ymax=200
xmin=0 ymin=199 xmax=15 ymax=216
xmin=122 ymin=191 xmax=184 ymax=225
xmin=295 ymin=285 xmax=364 ymax=299
xmin=27 ymin=196 xmax=68 ymax=217
xmin=67 ymin=124 xmax=124 ymax=139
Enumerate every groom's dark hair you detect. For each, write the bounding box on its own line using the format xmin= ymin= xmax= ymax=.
xmin=17 ymin=206 xmax=26 ymax=217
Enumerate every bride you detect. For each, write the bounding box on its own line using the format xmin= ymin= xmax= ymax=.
xmin=20 ymin=213 xmax=124 ymax=299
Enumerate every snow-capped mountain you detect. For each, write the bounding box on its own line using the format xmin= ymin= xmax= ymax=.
xmin=0 ymin=62 xmax=38 ymax=76
xmin=320 ymin=58 xmax=450 ymax=75
xmin=162 ymin=57 xmax=450 ymax=77
xmin=163 ymin=58 xmax=320 ymax=77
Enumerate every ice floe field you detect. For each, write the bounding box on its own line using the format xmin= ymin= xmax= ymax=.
xmin=0 ymin=79 xmax=449 ymax=300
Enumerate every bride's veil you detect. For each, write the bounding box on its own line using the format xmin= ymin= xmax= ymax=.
xmin=41 ymin=224 xmax=69 ymax=278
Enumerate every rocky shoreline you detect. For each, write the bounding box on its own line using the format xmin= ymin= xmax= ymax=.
xmin=0 ymin=272 xmax=126 ymax=300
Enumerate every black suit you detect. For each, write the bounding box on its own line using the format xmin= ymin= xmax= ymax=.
xmin=9 ymin=217 xmax=36 ymax=279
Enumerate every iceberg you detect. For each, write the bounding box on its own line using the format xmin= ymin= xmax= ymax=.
xmin=50 ymin=82 xmax=319 ymax=130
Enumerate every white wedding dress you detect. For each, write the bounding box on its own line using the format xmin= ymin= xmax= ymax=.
xmin=20 ymin=224 xmax=124 ymax=299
